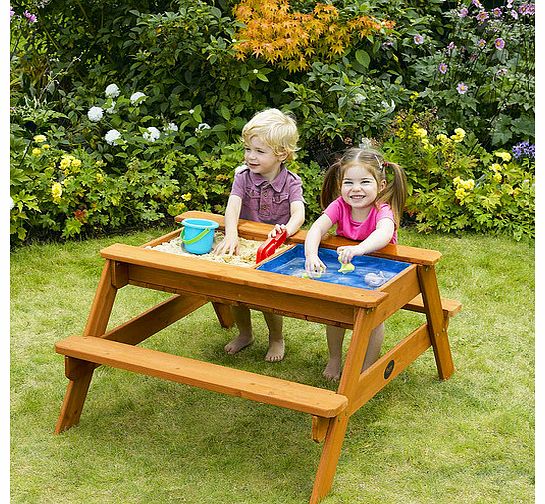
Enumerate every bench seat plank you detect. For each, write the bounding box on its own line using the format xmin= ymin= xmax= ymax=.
xmin=404 ymin=294 xmax=462 ymax=318
xmin=55 ymin=336 xmax=348 ymax=418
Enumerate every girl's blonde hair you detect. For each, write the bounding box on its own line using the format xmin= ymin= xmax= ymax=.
xmin=242 ymin=108 xmax=299 ymax=161
xmin=320 ymin=147 xmax=408 ymax=226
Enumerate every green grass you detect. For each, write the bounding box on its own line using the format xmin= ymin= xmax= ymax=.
xmin=10 ymin=227 xmax=534 ymax=503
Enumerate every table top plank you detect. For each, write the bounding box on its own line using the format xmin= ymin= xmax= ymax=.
xmin=101 ymin=243 xmax=387 ymax=309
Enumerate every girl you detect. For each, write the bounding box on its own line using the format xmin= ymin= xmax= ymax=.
xmin=214 ymin=108 xmax=305 ymax=362
xmin=304 ymin=147 xmax=407 ymax=380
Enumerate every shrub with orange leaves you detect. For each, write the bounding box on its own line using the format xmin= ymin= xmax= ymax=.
xmin=233 ymin=0 xmax=394 ymax=72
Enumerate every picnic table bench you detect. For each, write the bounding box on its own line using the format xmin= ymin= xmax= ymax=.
xmin=54 ymin=211 xmax=460 ymax=503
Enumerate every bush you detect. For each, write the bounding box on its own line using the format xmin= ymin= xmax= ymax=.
xmin=381 ymin=108 xmax=535 ymax=240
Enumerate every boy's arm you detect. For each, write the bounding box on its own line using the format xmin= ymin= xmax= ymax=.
xmin=268 ymin=200 xmax=305 ymax=238
xmin=337 ymin=218 xmax=395 ymax=263
xmin=213 ymin=195 xmax=242 ymax=255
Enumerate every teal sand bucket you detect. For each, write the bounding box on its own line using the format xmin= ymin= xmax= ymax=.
xmin=180 ymin=218 xmax=219 ymax=255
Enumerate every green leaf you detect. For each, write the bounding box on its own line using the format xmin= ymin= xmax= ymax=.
xmin=355 ymin=50 xmax=370 ymax=68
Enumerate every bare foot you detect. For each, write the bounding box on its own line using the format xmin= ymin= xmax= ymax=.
xmin=322 ymin=357 xmax=342 ymax=381
xmin=224 ymin=334 xmax=254 ymax=354
xmin=265 ymin=340 xmax=285 ymax=362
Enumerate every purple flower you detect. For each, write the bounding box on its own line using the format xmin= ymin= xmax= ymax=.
xmin=447 ymin=42 xmax=456 ymax=54
xmin=512 ymin=141 xmax=535 ymax=160
xmin=492 ymin=7 xmax=502 ymax=17
xmin=438 ymin=63 xmax=448 ymax=74
xmin=519 ymin=3 xmax=535 ymax=16
xmin=23 ymin=10 xmax=37 ymax=23
xmin=472 ymin=0 xmax=483 ymax=8
xmin=476 ymin=10 xmax=489 ymax=23
xmin=10 ymin=7 xmax=15 ymax=17
xmin=459 ymin=7 xmax=469 ymax=18
xmin=457 ymin=82 xmax=468 ymax=94
xmin=494 ymin=38 xmax=505 ymax=50
xmin=414 ymin=34 xmax=424 ymax=45
xmin=477 ymin=39 xmax=486 ymax=49
xmin=509 ymin=9 xmax=518 ymax=19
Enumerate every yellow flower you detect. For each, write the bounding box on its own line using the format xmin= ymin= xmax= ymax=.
xmin=409 ymin=92 xmax=419 ymax=101
xmin=182 ymin=192 xmax=192 ymax=201
xmin=490 ymin=163 xmax=502 ymax=172
xmin=493 ymin=172 xmax=502 ymax=183
xmin=32 ymin=148 xmax=42 ymax=156
xmin=33 ymin=134 xmax=47 ymax=143
xmin=96 ymin=173 xmax=105 ymax=183
xmin=42 ymin=144 xmax=50 ymax=149
xmin=494 ymin=151 xmax=512 ymax=162
xmin=455 ymin=188 xmax=467 ymax=200
xmin=450 ymin=128 xmax=466 ymax=143
xmin=60 ymin=157 xmax=71 ymax=170
xmin=51 ymin=182 xmax=63 ymax=202
xmin=436 ymin=133 xmax=449 ymax=143
xmin=71 ymin=158 xmax=82 ymax=170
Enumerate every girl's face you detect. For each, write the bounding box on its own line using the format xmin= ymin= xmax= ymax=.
xmin=244 ymin=136 xmax=285 ymax=181
xmin=340 ymin=165 xmax=385 ymax=216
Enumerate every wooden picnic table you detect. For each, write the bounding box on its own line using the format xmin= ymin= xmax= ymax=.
xmin=54 ymin=211 xmax=460 ymax=503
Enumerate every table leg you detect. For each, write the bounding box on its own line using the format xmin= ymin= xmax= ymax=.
xmin=55 ymin=260 xmax=118 ymax=433
xmin=310 ymin=309 xmax=378 ymax=502
xmin=418 ymin=265 xmax=455 ymax=380
xmin=212 ymin=302 xmax=235 ymax=328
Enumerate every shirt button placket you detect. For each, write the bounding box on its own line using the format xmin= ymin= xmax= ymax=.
xmin=260 ymin=185 xmax=272 ymax=219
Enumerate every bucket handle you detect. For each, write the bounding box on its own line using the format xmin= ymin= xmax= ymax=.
xmin=180 ymin=226 xmax=212 ymax=245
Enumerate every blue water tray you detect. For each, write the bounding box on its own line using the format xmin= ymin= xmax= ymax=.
xmin=257 ymin=244 xmax=411 ymax=290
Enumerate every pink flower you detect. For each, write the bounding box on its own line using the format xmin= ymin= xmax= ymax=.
xmin=457 ymin=82 xmax=468 ymax=95
xmin=414 ymin=34 xmax=424 ymax=45
xmin=494 ymin=38 xmax=505 ymax=50
xmin=438 ymin=63 xmax=448 ymax=74
xmin=477 ymin=39 xmax=486 ymax=49
xmin=492 ymin=7 xmax=502 ymax=17
xmin=476 ymin=10 xmax=489 ymax=23
xmin=459 ymin=7 xmax=469 ymax=18
xmin=23 ymin=10 xmax=37 ymax=23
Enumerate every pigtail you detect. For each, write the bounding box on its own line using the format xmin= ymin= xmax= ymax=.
xmin=378 ymin=161 xmax=407 ymax=227
xmin=320 ymin=160 xmax=342 ymax=209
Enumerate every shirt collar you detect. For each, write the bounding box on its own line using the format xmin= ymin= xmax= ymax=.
xmin=248 ymin=165 xmax=288 ymax=191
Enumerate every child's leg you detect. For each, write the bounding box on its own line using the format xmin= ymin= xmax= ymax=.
xmin=362 ymin=323 xmax=385 ymax=371
xmin=224 ymin=306 xmax=254 ymax=354
xmin=262 ymin=312 xmax=284 ymax=362
xmin=324 ymin=322 xmax=385 ymax=380
xmin=324 ymin=325 xmax=345 ymax=380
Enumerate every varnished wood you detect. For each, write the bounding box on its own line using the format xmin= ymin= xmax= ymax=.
xmin=418 ymin=265 xmax=455 ymax=380
xmin=53 ymin=211 xmax=460 ymax=503
xmin=348 ymin=323 xmax=431 ymax=416
xmin=55 ymin=260 xmax=118 ymax=433
xmin=55 ymin=336 xmax=349 ymax=418
xmin=211 ymin=302 xmax=235 ymax=328
xmin=311 ymin=416 xmax=330 ymax=443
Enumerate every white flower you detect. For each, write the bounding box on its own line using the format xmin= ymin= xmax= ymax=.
xmin=105 ymin=129 xmax=121 ymax=145
xmin=189 ymin=109 xmax=195 ymax=114
xmin=143 ymin=126 xmax=161 ymax=142
xmin=105 ymin=101 xmax=116 ymax=114
xmin=87 ymin=106 xmax=104 ymax=122
xmin=105 ymin=84 xmax=120 ymax=98
xmin=353 ymin=93 xmax=366 ymax=105
xmin=165 ymin=122 xmax=178 ymax=132
xmin=195 ymin=123 xmax=211 ymax=133
xmin=130 ymin=92 xmax=147 ymax=104
xmin=10 ymin=197 xmax=15 ymax=210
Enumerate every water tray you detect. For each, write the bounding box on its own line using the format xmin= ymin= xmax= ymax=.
xmin=257 ymin=244 xmax=411 ymax=290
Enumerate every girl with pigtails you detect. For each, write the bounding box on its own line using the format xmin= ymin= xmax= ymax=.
xmin=304 ymin=147 xmax=408 ymax=380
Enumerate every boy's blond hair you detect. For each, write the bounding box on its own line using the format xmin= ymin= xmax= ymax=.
xmin=242 ymin=108 xmax=299 ymax=161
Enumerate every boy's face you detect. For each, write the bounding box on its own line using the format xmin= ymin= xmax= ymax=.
xmin=244 ymin=136 xmax=285 ymax=181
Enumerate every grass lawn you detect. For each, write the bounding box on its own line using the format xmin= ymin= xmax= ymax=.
xmin=10 ymin=226 xmax=534 ymax=503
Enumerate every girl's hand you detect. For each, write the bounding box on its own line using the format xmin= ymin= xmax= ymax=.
xmin=337 ymin=244 xmax=364 ymax=264
xmin=213 ymin=235 xmax=239 ymax=256
xmin=268 ymin=224 xmax=287 ymax=239
xmin=305 ymin=254 xmax=326 ymax=278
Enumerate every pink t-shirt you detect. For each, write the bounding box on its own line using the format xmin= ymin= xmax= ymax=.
xmin=323 ymin=197 xmax=397 ymax=244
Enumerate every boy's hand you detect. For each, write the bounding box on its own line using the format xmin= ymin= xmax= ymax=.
xmin=305 ymin=254 xmax=326 ymax=278
xmin=336 ymin=244 xmax=364 ymax=264
xmin=268 ymin=224 xmax=287 ymax=239
xmin=213 ymin=235 xmax=239 ymax=256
